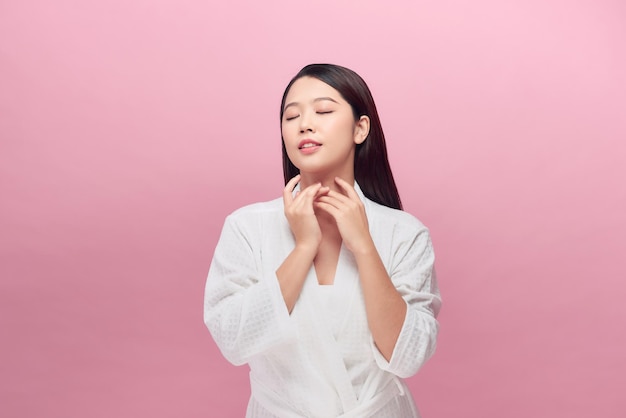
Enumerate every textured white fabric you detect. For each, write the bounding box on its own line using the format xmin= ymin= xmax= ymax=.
xmin=204 ymin=184 xmax=441 ymax=417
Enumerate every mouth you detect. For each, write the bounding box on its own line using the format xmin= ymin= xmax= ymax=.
xmin=298 ymin=139 xmax=321 ymax=150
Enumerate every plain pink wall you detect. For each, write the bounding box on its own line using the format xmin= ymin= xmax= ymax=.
xmin=1 ymin=0 xmax=624 ymax=417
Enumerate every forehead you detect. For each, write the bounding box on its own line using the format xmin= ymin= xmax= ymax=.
xmin=285 ymin=76 xmax=343 ymax=103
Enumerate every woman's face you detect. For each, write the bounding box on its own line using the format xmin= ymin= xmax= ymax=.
xmin=281 ymin=76 xmax=368 ymax=179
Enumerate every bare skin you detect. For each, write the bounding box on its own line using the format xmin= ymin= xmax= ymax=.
xmin=314 ymin=176 xmax=407 ymax=361
xmin=276 ymin=174 xmax=328 ymax=313
xmin=276 ymin=76 xmax=406 ymax=361
xmin=276 ymin=174 xmax=407 ymax=361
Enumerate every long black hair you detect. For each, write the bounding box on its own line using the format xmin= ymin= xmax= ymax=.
xmin=279 ymin=63 xmax=403 ymax=210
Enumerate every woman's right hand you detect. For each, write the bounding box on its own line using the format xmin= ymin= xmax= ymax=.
xmin=283 ymin=174 xmax=328 ymax=252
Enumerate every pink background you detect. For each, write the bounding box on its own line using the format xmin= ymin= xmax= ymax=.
xmin=1 ymin=0 xmax=624 ymax=417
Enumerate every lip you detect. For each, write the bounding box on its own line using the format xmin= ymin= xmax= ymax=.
xmin=298 ymin=139 xmax=321 ymax=149
xmin=297 ymin=139 xmax=322 ymax=155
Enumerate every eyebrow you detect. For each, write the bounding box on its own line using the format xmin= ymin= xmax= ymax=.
xmin=283 ymin=97 xmax=339 ymax=111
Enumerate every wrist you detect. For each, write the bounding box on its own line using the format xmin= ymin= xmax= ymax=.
xmin=293 ymin=241 xmax=319 ymax=257
xmin=350 ymin=238 xmax=377 ymax=257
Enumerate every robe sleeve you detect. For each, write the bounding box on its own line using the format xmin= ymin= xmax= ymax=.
xmin=204 ymin=214 xmax=297 ymax=366
xmin=371 ymin=226 xmax=441 ymax=378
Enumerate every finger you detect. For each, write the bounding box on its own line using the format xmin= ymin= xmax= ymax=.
xmin=283 ymin=174 xmax=301 ymax=204
xmin=319 ymin=190 xmax=351 ymax=207
xmin=315 ymin=194 xmax=345 ymax=209
xmin=298 ymin=182 xmax=322 ymax=199
xmin=334 ymin=177 xmax=360 ymax=200
xmin=313 ymin=200 xmax=339 ymax=218
xmin=286 ymin=174 xmax=301 ymax=191
xmin=314 ymin=185 xmax=330 ymax=199
xmin=292 ymin=183 xmax=321 ymax=210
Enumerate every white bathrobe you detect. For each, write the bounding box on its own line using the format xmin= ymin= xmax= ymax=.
xmin=204 ymin=184 xmax=441 ymax=417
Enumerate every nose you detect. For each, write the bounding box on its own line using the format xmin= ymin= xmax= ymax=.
xmin=299 ymin=111 xmax=315 ymax=133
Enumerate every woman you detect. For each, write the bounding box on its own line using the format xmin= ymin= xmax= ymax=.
xmin=204 ymin=63 xmax=441 ymax=417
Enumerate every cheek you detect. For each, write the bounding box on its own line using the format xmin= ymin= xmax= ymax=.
xmin=331 ymin=118 xmax=358 ymax=140
xmin=281 ymin=124 xmax=292 ymax=142
xmin=281 ymin=126 xmax=299 ymax=154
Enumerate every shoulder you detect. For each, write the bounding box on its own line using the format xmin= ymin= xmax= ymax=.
xmin=364 ymin=198 xmax=435 ymax=263
xmin=365 ymin=198 xmax=428 ymax=231
xmin=354 ymin=182 xmax=427 ymax=233
xmin=223 ymin=196 xmax=285 ymax=229
xmin=228 ymin=196 xmax=283 ymax=217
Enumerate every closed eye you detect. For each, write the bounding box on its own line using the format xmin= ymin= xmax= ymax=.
xmin=317 ymin=111 xmax=333 ymax=115
xmin=285 ymin=115 xmax=299 ymax=121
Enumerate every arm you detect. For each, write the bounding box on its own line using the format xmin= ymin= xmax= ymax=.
xmin=314 ymin=177 xmax=407 ymax=360
xmin=314 ymin=177 xmax=440 ymax=377
xmin=351 ymin=239 xmax=407 ymax=361
xmin=276 ymin=175 xmax=329 ymax=313
xmin=204 ymin=214 xmax=297 ymax=366
xmin=371 ymin=227 xmax=440 ymax=378
xmin=204 ymin=177 xmax=330 ymax=364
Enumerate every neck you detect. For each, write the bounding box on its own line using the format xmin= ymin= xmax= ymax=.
xmin=299 ymin=171 xmax=355 ymax=193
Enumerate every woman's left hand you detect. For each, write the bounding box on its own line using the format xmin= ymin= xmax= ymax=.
xmin=313 ymin=177 xmax=374 ymax=254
